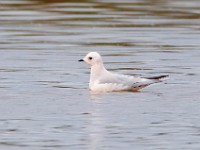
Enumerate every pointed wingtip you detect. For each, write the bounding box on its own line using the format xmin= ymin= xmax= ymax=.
xmin=146 ymin=75 xmax=169 ymax=80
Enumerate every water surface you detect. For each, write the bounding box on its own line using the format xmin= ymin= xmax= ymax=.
xmin=0 ymin=0 xmax=200 ymax=149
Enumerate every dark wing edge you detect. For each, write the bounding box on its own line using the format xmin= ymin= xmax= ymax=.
xmin=145 ymin=75 xmax=169 ymax=80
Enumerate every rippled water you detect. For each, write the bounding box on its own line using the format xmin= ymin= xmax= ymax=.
xmin=0 ymin=0 xmax=200 ymax=149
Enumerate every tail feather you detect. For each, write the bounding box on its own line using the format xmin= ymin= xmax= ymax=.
xmin=130 ymin=75 xmax=168 ymax=91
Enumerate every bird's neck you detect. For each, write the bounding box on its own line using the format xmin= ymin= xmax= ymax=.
xmin=90 ymin=63 xmax=106 ymax=85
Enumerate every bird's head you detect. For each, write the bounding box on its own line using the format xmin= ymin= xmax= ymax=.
xmin=79 ymin=52 xmax=103 ymax=67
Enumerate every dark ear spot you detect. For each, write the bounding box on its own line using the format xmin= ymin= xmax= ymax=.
xmin=88 ymin=57 xmax=93 ymax=60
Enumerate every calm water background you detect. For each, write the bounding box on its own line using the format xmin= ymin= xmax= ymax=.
xmin=0 ymin=0 xmax=200 ymax=149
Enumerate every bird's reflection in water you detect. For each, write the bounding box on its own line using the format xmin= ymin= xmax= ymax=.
xmin=87 ymin=91 xmax=107 ymax=150
xmin=89 ymin=91 xmax=105 ymax=101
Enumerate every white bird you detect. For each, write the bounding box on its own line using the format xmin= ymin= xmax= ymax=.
xmin=79 ymin=52 xmax=168 ymax=92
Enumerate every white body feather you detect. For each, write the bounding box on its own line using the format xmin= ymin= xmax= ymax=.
xmin=89 ymin=65 xmax=160 ymax=92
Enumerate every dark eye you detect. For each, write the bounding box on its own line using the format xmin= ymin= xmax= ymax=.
xmin=88 ymin=57 xmax=93 ymax=60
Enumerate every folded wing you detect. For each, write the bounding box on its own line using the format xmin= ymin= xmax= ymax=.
xmin=98 ymin=72 xmax=164 ymax=91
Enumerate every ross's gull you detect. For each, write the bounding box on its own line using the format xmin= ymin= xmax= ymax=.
xmin=79 ymin=52 xmax=168 ymax=92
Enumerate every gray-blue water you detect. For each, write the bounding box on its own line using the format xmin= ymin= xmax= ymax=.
xmin=0 ymin=0 xmax=200 ymax=149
